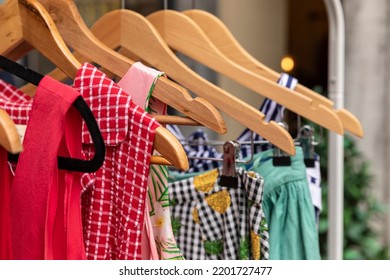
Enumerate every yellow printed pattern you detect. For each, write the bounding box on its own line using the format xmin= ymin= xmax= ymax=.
xmin=192 ymin=207 xmax=200 ymax=224
xmin=205 ymin=190 xmax=231 ymax=214
xmin=251 ymin=230 xmax=261 ymax=260
xmin=194 ymin=169 xmax=219 ymax=193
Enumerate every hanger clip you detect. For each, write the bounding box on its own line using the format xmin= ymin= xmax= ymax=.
xmin=300 ymin=125 xmax=315 ymax=168
xmin=273 ymin=122 xmax=291 ymax=166
xmin=219 ymin=140 xmax=240 ymax=188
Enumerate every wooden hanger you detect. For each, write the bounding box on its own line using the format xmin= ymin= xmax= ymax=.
xmin=0 ymin=108 xmax=23 ymax=154
xmin=146 ymin=10 xmax=345 ymax=136
xmin=183 ymin=9 xmax=363 ymax=138
xmin=88 ymin=9 xmax=296 ymax=155
xmin=25 ymin=0 xmax=226 ymax=135
xmin=0 ymin=0 xmax=190 ymax=170
xmin=1 ymin=0 xmax=80 ymax=77
xmin=0 ymin=0 xmax=31 ymax=60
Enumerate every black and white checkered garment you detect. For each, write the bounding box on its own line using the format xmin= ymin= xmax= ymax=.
xmin=243 ymin=172 xmax=270 ymax=259
xmin=169 ymin=168 xmax=269 ymax=260
xmin=170 ymin=176 xmax=205 ymax=259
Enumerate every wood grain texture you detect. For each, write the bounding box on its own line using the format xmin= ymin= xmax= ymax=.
xmin=0 ymin=109 xmax=23 ymax=154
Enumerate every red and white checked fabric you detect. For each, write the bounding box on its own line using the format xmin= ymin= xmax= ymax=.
xmin=74 ymin=63 xmax=160 ymax=260
xmin=0 ymin=80 xmax=32 ymax=125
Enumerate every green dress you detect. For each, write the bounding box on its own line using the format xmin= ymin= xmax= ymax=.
xmin=244 ymin=147 xmax=321 ymax=260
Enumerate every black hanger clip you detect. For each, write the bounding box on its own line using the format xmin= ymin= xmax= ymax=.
xmin=273 ymin=122 xmax=291 ymax=166
xmin=219 ymin=140 xmax=240 ymax=188
xmin=300 ymin=125 xmax=316 ymax=168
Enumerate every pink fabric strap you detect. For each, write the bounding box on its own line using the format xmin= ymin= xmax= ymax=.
xmin=10 ymin=76 xmax=85 ymax=259
xmin=141 ymin=203 xmax=159 ymax=260
xmin=118 ymin=62 xmax=166 ymax=115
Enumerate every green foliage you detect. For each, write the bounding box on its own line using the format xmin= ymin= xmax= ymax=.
xmin=315 ymin=128 xmax=390 ymax=259
xmin=204 ymin=239 xmax=224 ymax=255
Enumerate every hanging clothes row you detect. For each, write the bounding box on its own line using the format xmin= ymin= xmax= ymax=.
xmin=0 ymin=0 xmax=363 ymax=260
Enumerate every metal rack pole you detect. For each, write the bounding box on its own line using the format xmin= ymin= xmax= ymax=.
xmin=323 ymin=0 xmax=345 ymax=260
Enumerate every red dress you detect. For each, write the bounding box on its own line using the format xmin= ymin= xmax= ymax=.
xmin=0 ymin=79 xmax=32 ymax=260
xmin=0 ymin=77 xmax=86 ymax=259
xmin=0 ymin=148 xmax=13 ymax=259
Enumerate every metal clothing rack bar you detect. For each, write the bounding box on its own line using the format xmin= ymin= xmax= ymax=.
xmin=324 ymin=0 xmax=345 ymax=260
